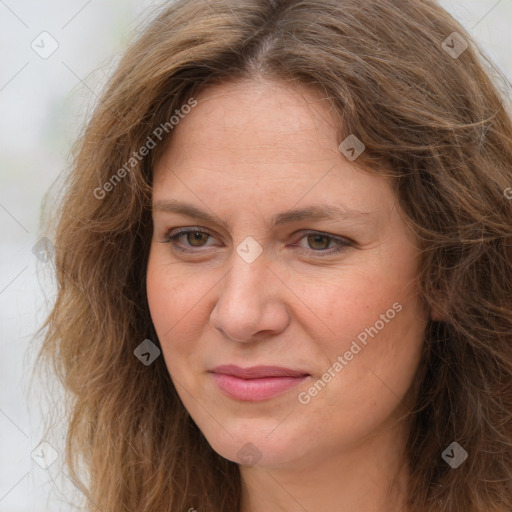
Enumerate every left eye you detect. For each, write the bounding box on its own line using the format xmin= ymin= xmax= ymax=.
xmin=162 ymin=228 xmax=350 ymax=255
xmin=297 ymin=233 xmax=347 ymax=252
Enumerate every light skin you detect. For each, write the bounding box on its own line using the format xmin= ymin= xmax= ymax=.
xmin=146 ymin=77 xmax=429 ymax=512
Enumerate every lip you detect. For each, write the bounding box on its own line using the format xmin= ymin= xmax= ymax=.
xmin=210 ymin=365 xmax=310 ymax=401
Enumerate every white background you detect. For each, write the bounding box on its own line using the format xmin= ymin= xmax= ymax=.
xmin=1 ymin=0 xmax=511 ymax=510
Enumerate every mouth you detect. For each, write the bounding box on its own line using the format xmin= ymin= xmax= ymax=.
xmin=209 ymin=365 xmax=311 ymax=401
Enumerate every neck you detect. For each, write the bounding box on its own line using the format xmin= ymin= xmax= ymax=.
xmin=239 ymin=417 xmax=410 ymax=512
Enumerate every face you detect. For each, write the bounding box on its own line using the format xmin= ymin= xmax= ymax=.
xmin=146 ymin=78 xmax=428 ymax=469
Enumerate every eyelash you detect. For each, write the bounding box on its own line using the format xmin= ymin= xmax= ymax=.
xmin=161 ymin=227 xmax=352 ymax=256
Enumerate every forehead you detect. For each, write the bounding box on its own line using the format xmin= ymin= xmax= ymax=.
xmin=153 ymin=78 xmax=341 ymax=182
xmin=151 ymin=78 xmax=397 ymax=229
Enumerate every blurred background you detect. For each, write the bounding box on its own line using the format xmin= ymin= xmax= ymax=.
xmin=1 ymin=0 xmax=511 ymax=510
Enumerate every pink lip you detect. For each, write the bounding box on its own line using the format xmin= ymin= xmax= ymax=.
xmin=210 ymin=365 xmax=310 ymax=401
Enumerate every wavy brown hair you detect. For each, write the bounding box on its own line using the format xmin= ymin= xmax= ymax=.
xmin=33 ymin=0 xmax=512 ymax=510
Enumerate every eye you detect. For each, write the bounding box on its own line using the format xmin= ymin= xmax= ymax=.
xmin=161 ymin=228 xmax=216 ymax=253
xmin=160 ymin=228 xmax=352 ymax=256
xmin=293 ymin=231 xmax=352 ymax=256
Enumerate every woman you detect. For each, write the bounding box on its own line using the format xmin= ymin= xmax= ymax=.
xmin=35 ymin=0 xmax=512 ymax=510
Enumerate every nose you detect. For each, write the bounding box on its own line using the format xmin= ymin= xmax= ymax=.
xmin=209 ymin=251 xmax=290 ymax=342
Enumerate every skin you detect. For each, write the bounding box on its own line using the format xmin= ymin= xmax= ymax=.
xmin=146 ymin=77 xmax=429 ymax=512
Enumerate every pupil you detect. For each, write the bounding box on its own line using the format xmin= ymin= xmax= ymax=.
xmin=309 ymin=234 xmax=328 ymax=249
xmin=189 ymin=232 xmax=206 ymax=246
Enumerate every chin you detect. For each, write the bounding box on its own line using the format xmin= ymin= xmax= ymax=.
xmin=196 ymin=414 xmax=309 ymax=468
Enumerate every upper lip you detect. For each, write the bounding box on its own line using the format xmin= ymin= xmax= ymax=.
xmin=210 ymin=364 xmax=309 ymax=379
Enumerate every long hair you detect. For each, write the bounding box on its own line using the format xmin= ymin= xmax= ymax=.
xmin=34 ymin=0 xmax=512 ymax=510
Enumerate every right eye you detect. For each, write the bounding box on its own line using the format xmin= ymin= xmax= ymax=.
xmin=161 ymin=227 xmax=218 ymax=253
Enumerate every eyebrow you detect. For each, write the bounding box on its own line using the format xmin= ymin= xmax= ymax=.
xmin=153 ymin=199 xmax=372 ymax=229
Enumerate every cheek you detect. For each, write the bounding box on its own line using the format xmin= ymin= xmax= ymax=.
xmin=305 ymin=241 xmax=426 ymax=401
xmin=146 ymin=249 xmax=191 ymax=351
xmin=315 ymin=289 xmax=425 ymax=424
xmin=146 ymin=251 xmax=176 ymax=335
xmin=146 ymin=246 xmax=215 ymax=374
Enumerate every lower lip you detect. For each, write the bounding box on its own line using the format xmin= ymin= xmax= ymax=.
xmin=211 ymin=373 xmax=309 ymax=401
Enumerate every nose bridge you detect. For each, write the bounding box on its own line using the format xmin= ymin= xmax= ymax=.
xmin=210 ymin=246 xmax=287 ymax=341
xmin=226 ymin=233 xmax=269 ymax=301
xmin=221 ymin=250 xmax=268 ymax=320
